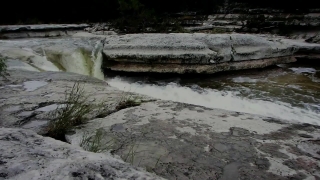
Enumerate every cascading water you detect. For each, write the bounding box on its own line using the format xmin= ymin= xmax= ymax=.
xmin=106 ymin=64 xmax=320 ymax=126
xmin=43 ymin=46 xmax=104 ymax=80
xmin=5 ymin=39 xmax=106 ymax=80
xmin=90 ymin=39 xmax=106 ymax=80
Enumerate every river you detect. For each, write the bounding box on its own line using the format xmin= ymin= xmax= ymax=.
xmin=106 ymin=62 xmax=320 ymax=125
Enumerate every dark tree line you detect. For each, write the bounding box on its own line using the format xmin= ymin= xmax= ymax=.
xmin=1 ymin=0 xmax=319 ymax=24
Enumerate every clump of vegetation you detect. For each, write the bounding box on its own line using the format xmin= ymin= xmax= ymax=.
xmin=47 ymin=82 xmax=105 ymax=141
xmin=123 ymin=142 xmax=139 ymax=165
xmin=0 ymin=57 xmax=8 ymax=78
xmin=80 ymin=128 xmax=114 ymax=153
xmin=115 ymin=92 xmax=142 ymax=111
xmin=47 ymin=82 xmax=145 ymax=141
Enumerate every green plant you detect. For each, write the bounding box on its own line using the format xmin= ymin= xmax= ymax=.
xmin=80 ymin=128 xmax=114 ymax=153
xmin=47 ymin=82 xmax=105 ymax=141
xmin=116 ymin=92 xmax=142 ymax=111
xmin=123 ymin=142 xmax=139 ymax=165
xmin=0 ymin=56 xmax=8 ymax=78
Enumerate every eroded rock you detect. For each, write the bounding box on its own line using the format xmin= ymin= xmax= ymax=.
xmin=0 ymin=70 xmax=152 ymax=133
xmin=0 ymin=128 xmax=163 ymax=180
xmin=67 ymin=101 xmax=320 ymax=180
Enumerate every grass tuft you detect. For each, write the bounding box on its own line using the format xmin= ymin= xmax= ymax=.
xmin=0 ymin=56 xmax=8 ymax=78
xmin=80 ymin=128 xmax=113 ymax=153
xmin=115 ymin=92 xmax=142 ymax=111
xmin=47 ymin=82 xmax=105 ymax=141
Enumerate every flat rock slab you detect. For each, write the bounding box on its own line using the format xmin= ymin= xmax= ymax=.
xmin=0 ymin=128 xmax=163 ymax=180
xmin=82 ymin=33 xmax=320 ymax=63
xmin=0 ymin=70 xmax=151 ymax=134
xmin=0 ymin=24 xmax=90 ymax=39
xmin=68 ymin=101 xmax=320 ymax=180
xmin=0 ymin=24 xmax=90 ymax=32
xmin=1 ymin=71 xmax=320 ymax=180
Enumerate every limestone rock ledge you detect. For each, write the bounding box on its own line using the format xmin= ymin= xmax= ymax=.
xmin=1 ymin=32 xmax=320 ymax=75
xmin=0 ymin=24 xmax=90 ymax=39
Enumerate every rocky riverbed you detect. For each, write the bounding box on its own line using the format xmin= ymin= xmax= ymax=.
xmin=1 ymin=70 xmax=320 ymax=180
xmin=1 ymin=27 xmax=320 ymax=179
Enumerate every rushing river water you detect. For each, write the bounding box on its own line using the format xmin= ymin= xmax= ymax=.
xmin=106 ymin=62 xmax=320 ymax=125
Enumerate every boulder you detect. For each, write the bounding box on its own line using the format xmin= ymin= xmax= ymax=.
xmin=306 ymin=34 xmax=320 ymax=44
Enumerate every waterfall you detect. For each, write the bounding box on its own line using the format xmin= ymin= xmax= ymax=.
xmin=9 ymin=39 xmax=107 ymax=80
xmin=90 ymin=38 xmax=106 ymax=80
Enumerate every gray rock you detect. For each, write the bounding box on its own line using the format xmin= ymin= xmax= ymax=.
xmin=0 ymin=128 xmax=163 ymax=180
xmin=74 ymin=32 xmax=320 ymax=64
xmin=0 ymin=70 xmax=152 ymax=132
xmin=0 ymin=24 xmax=89 ymax=39
xmin=0 ymin=24 xmax=90 ymax=33
xmin=66 ymin=100 xmax=320 ymax=179
xmin=1 ymin=70 xmax=320 ymax=179
xmin=306 ymin=34 xmax=320 ymax=44
xmin=1 ymin=32 xmax=320 ymax=75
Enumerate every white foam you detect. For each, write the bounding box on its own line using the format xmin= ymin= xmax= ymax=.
xmin=289 ymin=67 xmax=317 ymax=74
xmin=108 ymin=78 xmax=320 ymax=125
xmin=232 ymin=77 xmax=260 ymax=83
xmin=91 ymin=50 xmax=104 ymax=80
